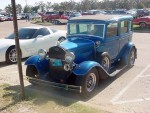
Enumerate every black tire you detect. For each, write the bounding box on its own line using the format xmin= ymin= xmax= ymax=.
xmin=6 ymin=46 xmax=22 ymax=64
xmin=26 ymin=65 xmax=39 ymax=85
xmin=139 ymin=22 xmax=146 ymax=28
xmin=128 ymin=48 xmax=136 ymax=68
xmin=76 ymin=68 xmax=99 ymax=98
xmin=6 ymin=46 xmax=17 ymax=64
xmin=100 ymin=54 xmax=110 ymax=72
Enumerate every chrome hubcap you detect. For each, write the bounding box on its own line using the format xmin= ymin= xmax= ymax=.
xmin=86 ymin=73 xmax=96 ymax=92
xmin=9 ymin=49 xmax=17 ymax=62
xmin=102 ymin=57 xmax=110 ymax=71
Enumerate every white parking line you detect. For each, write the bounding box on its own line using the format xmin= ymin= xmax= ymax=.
xmin=112 ymin=98 xmax=150 ymax=105
xmin=139 ymin=75 xmax=150 ymax=77
xmin=111 ymin=64 xmax=150 ymax=105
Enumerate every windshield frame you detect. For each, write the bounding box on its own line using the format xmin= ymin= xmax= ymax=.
xmin=67 ymin=23 xmax=105 ymax=38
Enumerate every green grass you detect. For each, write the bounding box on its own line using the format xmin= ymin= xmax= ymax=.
xmin=133 ymin=25 xmax=150 ymax=32
xmin=31 ymin=19 xmax=52 ymax=26
xmin=0 ymin=84 xmax=109 ymax=113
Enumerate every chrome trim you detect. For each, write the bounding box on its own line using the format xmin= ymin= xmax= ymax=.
xmin=27 ymin=76 xmax=82 ymax=93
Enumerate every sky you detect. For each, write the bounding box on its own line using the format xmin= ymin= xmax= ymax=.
xmin=0 ymin=0 xmax=81 ymax=10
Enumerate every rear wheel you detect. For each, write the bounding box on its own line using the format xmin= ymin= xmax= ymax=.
xmin=100 ymin=54 xmax=110 ymax=72
xmin=140 ymin=22 xmax=146 ymax=28
xmin=128 ymin=48 xmax=136 ymax=67
xmin=76 ymin=68 xmax=99 ymax=98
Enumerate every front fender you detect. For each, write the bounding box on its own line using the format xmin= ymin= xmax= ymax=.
xmin=25 ymin=55 xmax=49 ymax=75
xmin=73 ymin=61 xmax=109 ymax=78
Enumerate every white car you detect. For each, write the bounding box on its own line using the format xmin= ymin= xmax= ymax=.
xmin=0 ymin=26 xmax=66 ymax=63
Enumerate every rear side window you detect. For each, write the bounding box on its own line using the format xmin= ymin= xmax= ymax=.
xmin=33 ymin=28 xmax=50 ymax=38
xmin=107 ymin=22 xmax=118 ymax=38
xmin=121 ymin=21 xmax=128 ymax=34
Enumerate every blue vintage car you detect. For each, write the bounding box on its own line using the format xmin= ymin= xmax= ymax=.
xmin=25 ymin=15 xmax=137 ymax=97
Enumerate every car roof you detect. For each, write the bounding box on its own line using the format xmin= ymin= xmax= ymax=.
xmin=70 ymin=14 xmax=133 ymax=21
xmin=22 ymin=26 xmax=45 ymax=29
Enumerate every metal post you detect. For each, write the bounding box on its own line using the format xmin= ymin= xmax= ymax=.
xmin=11 ymin=0 xmax=25 ymax=100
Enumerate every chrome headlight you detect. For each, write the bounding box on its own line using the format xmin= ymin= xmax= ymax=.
xmin=65 ymin=52 xmax=75 ymax=63
xmin=38 ymin=49 xmax=47 ymax=60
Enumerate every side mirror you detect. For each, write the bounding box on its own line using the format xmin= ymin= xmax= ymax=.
xmin=36 ymin=35 xmax=43 ymax=38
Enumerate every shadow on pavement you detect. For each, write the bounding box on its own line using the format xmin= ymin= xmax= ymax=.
xmin=0 ymin=67 xmax=132 ymax=112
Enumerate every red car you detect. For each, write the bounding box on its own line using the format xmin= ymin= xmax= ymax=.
xmin=40 ymin=11 xmax=69 ymax=22
xmin=133 ymin=16 xmax=150 ymax=28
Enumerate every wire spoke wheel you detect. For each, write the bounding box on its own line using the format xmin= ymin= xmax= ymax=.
xmin=129 ymin=49 xmax=135 ymax=66
xmin=101 ymin=56 xmax=110 ymax=71
xmin=86 ymin=73 xmax=97 ymax=92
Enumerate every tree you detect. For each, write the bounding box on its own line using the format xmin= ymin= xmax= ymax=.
xmin=16 ymin=4 xmax=22 ymax=13
xmin=24 ymin=5 xmax=32 ymax=13
xmin=35 ymin=1 xmax=46 ymax=12
xmin=52 ymin=3 xmax=59 ymax=11
xmin=5 ymin=4 xmax=13 ymax=14
xmin=46 ymin=2 xmax=52 ymax=11
xmin=137 ymin=3 xmax=145 ymax=9
xmin=31 ymin=6 xmax=40 ymax=13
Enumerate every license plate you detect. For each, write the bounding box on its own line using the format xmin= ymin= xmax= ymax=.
xmin=50 ymin=59 xmax=62 ymax=66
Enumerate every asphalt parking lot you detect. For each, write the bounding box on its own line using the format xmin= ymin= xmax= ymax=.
xmin=0 ymin=20 xmax=150 ymax=113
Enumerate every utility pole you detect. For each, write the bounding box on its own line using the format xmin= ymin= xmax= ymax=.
xmin=11 ymin=0 xmax=25 ymax=100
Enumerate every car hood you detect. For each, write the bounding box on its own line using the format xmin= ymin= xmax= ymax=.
xmin=60 ymin=37 xmax=95 ymax=63
xmin=0 ymin=39 xmax=15 ymax=48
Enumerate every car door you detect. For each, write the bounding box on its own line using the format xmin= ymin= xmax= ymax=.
xmin=22 ymin=28 xmax=51 ymax=56
xmin=105 ymin=22 xmax=119 ymax=60
xmin=119 ymin=20 xmax=132 ymax=52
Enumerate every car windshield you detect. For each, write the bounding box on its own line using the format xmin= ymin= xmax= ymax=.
xmin=5 ymin=28 xmax=38 ymax=39
xmin=68 ymin=23 xmax=104 ymax=37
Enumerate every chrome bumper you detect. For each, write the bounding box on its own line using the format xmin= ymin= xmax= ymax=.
xmin=27 ymin=76 xmax=82 ymax=93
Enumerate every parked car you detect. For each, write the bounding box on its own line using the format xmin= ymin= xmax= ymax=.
xmin=133 ymin=16 xmax=150 ymax=28
xmin=136 ymin=9 xmax=149 ymax=17
xmin=25 ymin=15 xmax=137 ymax=97
xmin=82 ymin=10 xmax=106 ymax=15
xmin=40 ymin=11 xmax=69 ymax=22
xmin=0 ymin=14 xmax=5 ymax=22
xmin=4 ymin=15 xmax=13 ymax=21
xmin=0 ymin=26 xmax=66 ymax=63
xmin=69 ymin=12 xmax=82 ymax=18
xmin=112 ymin=10 xmax=128 ymax=15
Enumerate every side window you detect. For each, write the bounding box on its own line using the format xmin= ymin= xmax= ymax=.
xmin=69 ymin=24 xmax=77 ymax=34
xmin=121 ymin=21 xmax=128 ymax=34
xmin=128 ymin=21 xmax=132 ymax=31
xmin=107 ymin=22 xmax=118 ymax=38
xmin=33 ymin=28 xmax=50 ymax=38
xmin=79 ymin=24 xmax=88 ymax=33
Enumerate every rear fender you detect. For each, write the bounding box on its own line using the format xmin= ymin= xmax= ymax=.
xmin=121 ymin=42 xmax=137 ymax=65
xmin=73 ymin=61 xmax=109 ymax=79
xmin=25 ymin=55 xmax=49 ymax=75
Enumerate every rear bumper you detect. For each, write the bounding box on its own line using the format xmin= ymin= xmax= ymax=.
xmin=27 ymin=76 xmax=82 ymax=93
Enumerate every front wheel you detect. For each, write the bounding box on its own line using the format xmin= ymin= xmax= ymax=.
xmin=76 ymin=68 xmax=99 ymax=98
xmin=26 ymin=65 xmax=39 ymax=85
xmin=6 ymin=47 xmax=17 ymax=64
